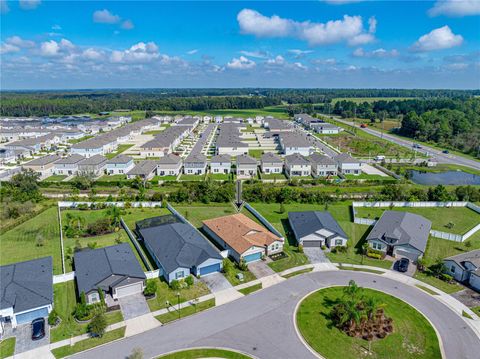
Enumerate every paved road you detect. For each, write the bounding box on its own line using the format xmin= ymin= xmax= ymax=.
xmin=71 ymin=271 xmax=480 ymax=359
xmin=334 ymin=118 xmax=480 ymax=171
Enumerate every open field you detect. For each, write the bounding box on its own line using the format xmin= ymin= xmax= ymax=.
xmin=43 ymin=175 xmax=68 ymax=182
xmin=151 ymin=106 xmax=289 ymax=119
xmin=297 ymin=287 xmax=441 ymax=359
xmin=0 ymin=207 xmax=63 ymax=274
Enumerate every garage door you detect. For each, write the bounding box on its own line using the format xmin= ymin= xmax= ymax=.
xmin=243 ymin=252 xmax=263 ymax=263
xmin=15 ymin=307 xmax=49 ymax=325
xmin=395 ymin=250 xmax=419 ymax=262
xmin=116 ymin=283 xmax=143 ymax=298
xmin=199 ymin=263 xmax=221 ymax=276
xmin=303 ymin=240 xmax=323 ymax=247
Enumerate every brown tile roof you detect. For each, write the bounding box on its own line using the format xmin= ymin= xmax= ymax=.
xmin=203 ymin=213 xmax=281 ymax=254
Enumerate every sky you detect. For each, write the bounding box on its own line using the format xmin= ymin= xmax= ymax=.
xmin=1 ymin=0 xmax=479 ymax=90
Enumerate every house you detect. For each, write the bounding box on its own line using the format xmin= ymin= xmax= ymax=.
xmin=53 ymin=154 xmax=85 ymax=176
xmin=366 ymin=211 xmax=431 ymax=262
xmin=284 ymin=153 xmax=311 ymax=177
xmin=23 ymin=154 xmax=61 ymax=179
xmin=309 ymin=153 xmax=337 ymax=177
xmin=210 ymin=154 xmax=231 ymax=174
xmin=236 ymin=154 xmax=257 ymax=178
xmin=184 ymin=153 xmax=207 ymax=175
xmin=260 ymin=152 xmax=283 ymax=175
xmin=215 ymin=123 xmax=249 ymax=156
xmin=311 ymin=123 xmax=342 ymax=135
xmin=70 ymin=136 xmax=117 ymax=158
xmin=105 ymin=155 xmax=135 ymax=175
xmin=288 ymin=211 xmax=348 ymax=248
xmin=126 ymin=160 xmax=158 ymax=180
xmin=278 ymin=132 xmax=313 ymax=156
xmin=157 ymin=153 xmax=182 ymax=177
xmin=74 ymin=243 xmax=146 ymax=304
xmin=203 ymin=213 xmax=283 ymax=264
xmin=0 ymin=257 xmax=53 ymax=330
xmin=137 ymin=216 xmax=224 ymax=282
xmin=77 ymin=154 xmax=107 ymax=176
xmin=443 ymin=250 xmax=480 ymax=292
xmin=334 ymin=153 xmax=362 ymax=175
xmin=264 ymin=118 xmax=292 ymax=132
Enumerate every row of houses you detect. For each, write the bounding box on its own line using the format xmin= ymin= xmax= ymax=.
xmin=294 ymin=113 xmax=342 ymax=134
xmin=138 ymin=125 xmax=195 ymax=158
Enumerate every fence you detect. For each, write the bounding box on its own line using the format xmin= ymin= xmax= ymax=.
xmin=352 ymin=201 xmax=480 ymax=243
xmin=244 ymin=202 xmax=285 ymax=240
xmin=144 ymin=269 xmax=160 ymax=279
xmin=53 ymin=271 xmax=75 ymax=284
xmin=58 ymin=201 xmax=162 ymax=209
xmin=120 ymin=218 xmax=153 ymax=271
xmin=167 ymin=203 xmax=198 ymax=230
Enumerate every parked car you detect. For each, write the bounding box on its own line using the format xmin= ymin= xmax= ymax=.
xmin=442 ymin=150 xmax=449 ymax=154
xmin=397 ymin=258 xmax=410 ymax=273
xmin=360 ymin=123 xmax=367 ymax=128
xmin=31 ymin=318 xmax=45 ymax=341
xmin=413 ymin=144 xmax=422 ymax=149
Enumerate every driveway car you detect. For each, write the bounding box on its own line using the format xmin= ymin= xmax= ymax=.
xmin=31 ymin=318 xmax=45 ymax=341
xmin=397 ymin=258 xmax=410 ymax=273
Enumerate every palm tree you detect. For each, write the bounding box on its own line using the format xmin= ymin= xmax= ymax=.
xmin=343 ymin=280 xmax=361 ymax=301
xmin=363 ymin=296 xmax=378 ymax=321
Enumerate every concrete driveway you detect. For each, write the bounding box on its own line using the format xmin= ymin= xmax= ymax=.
xmin=200 ymin=272 xmax=232 ymax=292
xmin=13 ymin=321 xmax=50 ymax=354
xmin=391 ymin=258 xmax=417 ymax=277
xmin=303 ymin=247 xmax=330 ymax=264
xmin=119 ymin=294 xmax=150 ymax=320
xmin=248 ymin=260 xmax=275 ymax=278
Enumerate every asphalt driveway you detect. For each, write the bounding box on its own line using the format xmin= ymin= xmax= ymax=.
xmin=248 ymin=260 xmax=275 ymax=278
xmin=303 ymin=247 xmax=330 ymax=264
xmin=119 ymin=294 xmax=150 ymax=320
xmin=200 ymin=272 xmax=232 ymax=292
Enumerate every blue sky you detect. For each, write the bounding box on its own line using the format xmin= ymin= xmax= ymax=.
xmin=1 ymin=0 xmax=479 ymax=89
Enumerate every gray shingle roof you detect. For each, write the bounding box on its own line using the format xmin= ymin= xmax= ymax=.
xmin=127 ymin=160 xmax=158 ymax=176
xmin=0 ymin=257 xmax=53 ymax=313
xmin=261 ymin=152 xmax=282 ymax=164
xmin=236 ymin=154 xmax=257 ymax=165
xmin=24 ymin=154 xmax=61 ymax=166
xmin=210 ymin=154 xmax=231 ymax=164
xmin=445 ymin=250 xmax=480 ymax=270
xmin=139 ymin=221 xmax=222 ymax=274
xmin=366 ymin=211 xmax=431 ymax=253
xmin=74 ymin=243 xmax=146 ymax=295
xmin=185 ymin=153 xmax=207 ymax=164
xmin=106 ymin=154 xmax=133 ymax=164
xmin=78 ymin=154 xmax=107 ymax=166
xmin=288 ymin=211 xmax=347 ymax=240
xmin=309 ymin=152 xmax=336 ymax=166
xmin=158 ymin=153 xmax=182 ymax=165
xmin=55 ymin=154 xmax=85 ymax=164
xmin=334 ymin=153 xmax=361 ymax=164
xmin=285 ymin=153 xmax=310 ymax=166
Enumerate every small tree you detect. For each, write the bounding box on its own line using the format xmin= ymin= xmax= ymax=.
xmin=48 ymin=309 xmax=59 ymax=326
xmin=185 ymin=275 xmax=194 ymax=287
xmin=98 ymin=287 xmax=105 ymax=305
xmin=80 ymin=291 xmax=87 ymax=306
xmin=298 ymin=244 xmax=304 ymax=254
xmin=128 ymin=348 xmax=144 ymax=359
xmin=88 ymin=313 xmax=107 ymax=337
xmin=143 ymin=279 xmax=157 ymax=296
xmin=170 ymin=279 xmax=181 ymax=290
xmin=279 ymin=203 xmax=285 ymax=214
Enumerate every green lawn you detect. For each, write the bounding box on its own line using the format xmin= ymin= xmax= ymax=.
xmin=43 ymin=175 xmax=68 ymax=182
xmin=147 ymin=278 xmax=211 ymax=312
xmin=282 ymin=267 xmax=313 ymax=279
xmin=179 ymin=174 xmax=207 ymax=181
xmin=155 ymin=298 xmax=215 ymax=324
xmin=297 ymin=287 xmax=441 ymax=359
xmin=345 ymin=174 xmax=392 ymax=181
xmin=238 ymin=283 xmax=262 ymax=295
xmin=50 ymin=281 xmax=125 ymax=343
xmin=105 ymin=144 xmax=134 ymax=159
xmin=354 ymin=206 xmax=480 ymax=235
xmin=260 ymin=173 xmax=288 ymax=180
xmin=223 ymin=259 xmax=257 ymax=286
xmin=157 ymin=348 xmax=253 ymax=359
xmin=51 ymin=327 xmax=126 ymax=358
xmin=0 ymin=207 xmax=63 ymax=274
xmin=208 ymin=173 xmax=233 ymax=181
xmin=248 ymin=149 xmax=264 ymax=158
xmin=338 ymin=266 xmax=385 ymax=275
xmin=413 ymin=271 xmax=463 ymax=294
xmin=173 ymin=202 xmax=241 ymax=228
xmin=151 ymin=175 xmax=178 ymax=181
xmin=68 ymin=135 xmax=94 ymax=144
xmin=0 ymin=337 xmax=15 ymax=359
xmin=97 ymin=174 xmax=127 ymax=182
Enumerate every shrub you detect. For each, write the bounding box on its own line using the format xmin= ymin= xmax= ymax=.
xmin=88 ymin=313 xmax=107 ymax=337
xmin=48 ymin=309 xmax=59 ymax=326
xmin=298 ymin=244 xmax=304 ymax=254
xmin=440 ymin=273 xmax=453 ymax=282
xmin=143 ymin=279 xmax=157 ymax=296
xmin=170 ymin=279 xmax=181 ymax=290
xmin=321 ymin=245 xmax=327 ymax=250
xmin=74 ymin=303 xmax=90 ymax=321
xmin=238 ymin=259 xmax=248 ymax=271
xmin=222 ymin=258 xmax=234 ymax=274
xmin=98 ymin=288 xmax=105 ymax=305
xmin=86 ymin=218 xmax=112 ymax=236
xmin=185 ymin=275 xmax=194 ymax=287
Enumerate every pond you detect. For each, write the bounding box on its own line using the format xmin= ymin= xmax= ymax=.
xmin=408 ymin=170 xmax=480 ymax=185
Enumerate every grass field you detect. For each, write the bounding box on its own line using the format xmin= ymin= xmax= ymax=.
xmin=97 ymin=174 xmax=128 ymax=182
xmin=179 ymin=174 xmax=207 ymax=181
xmin=43 ymin=175 xmax=68 ymax=182
xmin=0 ymin=337 xmax=15 ymax=359
xmin=68 ymin=135 xmax=94 ymax=144
xmin=297 ymin=287 xmax=441 ymax=359
xmin=105 ymin=144 xmax=134 ymax=159
xmin=282 ymin=267 xmax=313 ymax=278
xmin=260 ymin=173 xmax=288 ymax=180
xmin=208 ymin=173 xmax=233 ymax=181
xmin=152 ymin=175 xmax=178 ymax=181
xmin=0 ymin=207 xmax=63 ymax=274
xmin=51 ymin=327 xmax=126 ymax=358
xmin=248 ymin=149 xmax=264 ymax=158
xmin=155 ymin=298 xmax=215 ymax=324
xmin=151 ymin=106 xmax=289 ymax=120
xmin=344 ymin=174 xmax=392 ymax=181
xmin=50 ymin=281 xmax=125 ymax=343
xmin=354 ymin=206 xmax=480 ymax=235
xmin=157 ymin=348 xmax=253 ymax=359
xmin=147 ymin=278 xmax=211 ymax=312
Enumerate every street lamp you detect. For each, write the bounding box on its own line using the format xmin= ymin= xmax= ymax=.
xmin=176 ymin=292 xmax=181 ymax=320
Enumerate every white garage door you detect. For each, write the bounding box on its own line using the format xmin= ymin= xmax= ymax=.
xmin=116 ymin=283 xmax=143 ymax=298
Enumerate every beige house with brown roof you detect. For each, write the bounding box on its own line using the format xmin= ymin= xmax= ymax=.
xmin=202 ymin=213 xmax=283 ymax=263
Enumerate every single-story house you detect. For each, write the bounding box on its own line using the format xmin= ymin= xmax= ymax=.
xmin=210 ymin=154 xmax=231 ymax=174
xmin=0 ymin=257 xmax=53 ymax=330
xmin=157 ymin=153 xmax=183 ymax=177
xmin=53 ymin=154 xmax=85 ymax=176
xmin=74 ymin=243 xmax=146 ymax=304
xmin=260 ymin=152 xmax=283 ymax=175
xmin=77 ymin=154 xmax=107 ymax=176
xmin=22 ymin=154 xmax=61 ymax=179
xmin=284 ymin=153 xmax=311 ymax=177
xmin=288 ymin=211 xmax=348 ymax=248
xmin=184 ymin=153 xmax=207 ymax=175
xmin=203 ymin=213 xmax=283 ymax=264
xmin=334 ymin=153 xmax=362 ymax=175
xmin=443 ymin=250 xmax=480 ymax=292
xmin=309 ymin=153 xmax=337 ymax=177
xmin=137 ymin=216 xmax=223 ymax=282
xmin=105 ymin=154 xmax=135 ymax=175
xmin=311 ymin=122 xmax=342 ymax=135
xmin=236 ymin=154 xmax=257 ymax=178
xmin=126 ymin=160 xmax=158 ymax=180
xmin=366 ymin=211 xmax=431 ymax=262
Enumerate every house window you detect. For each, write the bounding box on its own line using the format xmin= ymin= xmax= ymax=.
xmin=335 ymin=239 xmax=343 ymax=246
xmin=451 ymin=266 xmax=455 ymax=273
xmin=372 ymin=242 xmax=382 ymax=250
xmin=176 ymin=271 xmax=185 ymax=279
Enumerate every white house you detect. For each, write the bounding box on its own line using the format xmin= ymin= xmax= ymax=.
xmin=309 ymin=153 xmax=337 ymax=177
xmin=210 ymin=154 xmax=231 ymax=174
xmin=334 ymin=153 xmax=362 ymax=175
xmin=23 ymin=154 xmax=61 ymax=179
xmin=236 ymin=154 xmax=257 ymax=178
xmin=260 ymin=152 xmax=283 ymax=175
xmin=157 ymin=153 xmax=183 ymax=177
xmin=105 ymin=155 xmax=135 ymax=175
xmin=285 ymin=153 xmax=311 ymax=177
xmin=53 ymin=154 xmax=85 ymax=176
xmin=184 ymin=153 xmax=207 ymax=175
xmin=279 ymin=132 xmax=313 ymax=156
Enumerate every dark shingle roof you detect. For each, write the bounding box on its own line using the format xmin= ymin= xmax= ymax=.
xmin=288 ymin=211 xmax=347 ymax=240
xmin=0 ymin=257 xmax=53 ymax=313
xmin=139 ymin=221 xmax=222 ymax=274
xmin=106 ymin=154 xmax=133 ymax=164
xmin=309 ymin=152 xmax=336 ymax=166
xmin=74 ymin=243 xmax=146 ymax=294
xmin=261 ymin=152 xmax=282 ymax=164
xmin=445 ymin=250 xmax=480 ymax=271
xmin=24 ymin=154 xmax=61 ymax=166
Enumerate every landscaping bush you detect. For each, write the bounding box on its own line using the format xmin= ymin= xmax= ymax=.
xmin=143 ymin=279 xmax=157 ymax=296
xmin=86 ymin=218 xmax=113 ymax=236
xmin=185 ymin=275 xmax=194 ymax=287
xmin=88 ymin=313 xmax=107 ymax=337
xmin=48 ymin=308 xmax=59 ymax=326
xmin=366 ymin=248 xmax=383 ymax=259
xmin=170 ymin=279 xmax=181 ymax=290
xmin=238 ymin=259 xmax=248 ymax=271
xmin=440 ymin=273 xmax=453 ymax=283
xmin=222 ymin=258 xmax=234 ymax=274
xmin=298 ymin=244 xmax=304 ymax=254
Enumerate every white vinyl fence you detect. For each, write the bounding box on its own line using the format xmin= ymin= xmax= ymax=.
xmin=58 ymin=201 xmax=162 ymax=208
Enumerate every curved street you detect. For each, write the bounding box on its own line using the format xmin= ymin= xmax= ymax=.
xmin=71 ymin=270 xmax=480 ymax=359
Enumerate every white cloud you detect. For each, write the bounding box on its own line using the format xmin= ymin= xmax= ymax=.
xmin=0 ymin=0 xmax=9 ymax=13
xmin=412 ymin=26 xmax=463 ymax=52
xmin=239 ymin=50 xmax=270 ymax=59
xmin=266 ymin=55 xmax=286 ymax=65
xmin=40 ymin=40 xmax=60 ymax=57
xmin=110 ymin=42 xmax=160 ymax=63
xmin=6 ymin=36 xmax=35 ymax=48
xmin=428 ymin=0 xmax=480 ymax=17
xmin=52 ymin=24 xmax=62 ymax=30
xmin=226 ymin=56 xmax=256 ymax=70
xmin=19 ymin=0 xmax=41 ymax=10
xmin=82 ymin=48 xmax=103 ymax=61
xmin=293 ymin=62 xmax=308 ymax=70
xmin=187 ymin=49 xmax=198 ymax=55
xmin=353 ymin=47 xmax=399 ymax=58
xmin=121 ymin=20 xmax=134 ymax=30
xmin=312 ymin=58 xmax=337 ymax=65
xmin=93 ymin=9 xmax=121 ymax=24
xmin=0 ymin=43 xmax=20 ymax=55
xmin=287 ymin=49 xmax=314 ymax=58
xmin=237 ymin=9 xmax=376 ymax=46
xmin=59 ymin=38 xmax=75 ymax=49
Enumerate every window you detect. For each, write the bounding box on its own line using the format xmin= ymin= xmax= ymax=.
xmin=175 ymin=271 xmax=185 ymax=279
xmin=451 ymin=266 xmax=455 ymax=273
xmin=372 ymin=242 xmax=382 ymax=250
xmin=335 ymin=239 xmax=343 ymax=246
